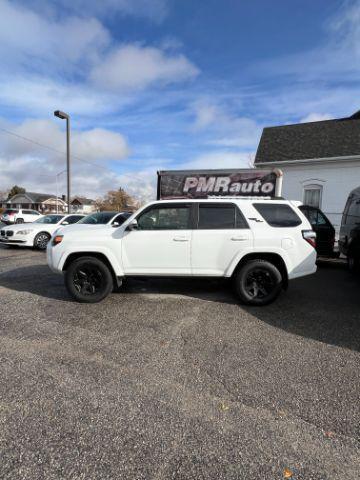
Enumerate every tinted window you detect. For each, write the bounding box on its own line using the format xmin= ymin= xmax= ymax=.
xmin=316 ymin=211 xmax=328 ymax=226
xmin=198 ymin=204 xmax=235 ymax=229
xmin=78 ymin=212 xmax=116 ymax=225
xmin=346 ymin=198 xmax=360 ymax=225
xmin=254 ymin=203 xmax=302 ymax=227
xmin=112 ymin=212 xmax=131 ymax=225
xmin=35 ymin=215 xmax=64 ymax=224
xmin=197 ymin=203 xmax=247 ymax=229
xmin=137 ymin=206 xmax=190 ymax=230
xmin=23 ymin=210 xmax=34 ymax=215
xmin=63 ymin=215 xmax=83 ymax=225
xmin=303 ymin=207 xmax=329 ymax=227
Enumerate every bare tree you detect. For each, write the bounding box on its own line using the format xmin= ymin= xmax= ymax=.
xmin=95 ymin=187 xmax=136 ymax=211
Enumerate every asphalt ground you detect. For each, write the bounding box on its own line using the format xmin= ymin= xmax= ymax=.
xmin=0 ymin=243 xmax=359 ymax=479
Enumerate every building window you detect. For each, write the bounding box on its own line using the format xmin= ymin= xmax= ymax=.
xmin=303 ymin=185 xmax=322 ymax=208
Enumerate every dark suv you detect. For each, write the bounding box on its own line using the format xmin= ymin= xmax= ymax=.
xmin=299 ymin=205 xmax=336 ymax=257
xmin=339 ymin=187 xmax=360 ymax=271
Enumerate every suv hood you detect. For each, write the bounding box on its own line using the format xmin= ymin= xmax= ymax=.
xmin=56 ymin=223 xmax=117 ymax=235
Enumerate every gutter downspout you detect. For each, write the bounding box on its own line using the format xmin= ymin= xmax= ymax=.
xmin=273 ymin=168 xmax=283 ymax=197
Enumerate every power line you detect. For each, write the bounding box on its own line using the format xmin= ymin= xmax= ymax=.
xmin=0 ymin=127 xmax=135 ymax=179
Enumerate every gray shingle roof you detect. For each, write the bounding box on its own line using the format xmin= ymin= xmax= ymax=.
xmin=255 ymin=111 xmax=360 ymax=164
xmin=71 ymin=197 xmax=95 ymax=205
xmin=9 ymin=192 xmax=56 ymax=203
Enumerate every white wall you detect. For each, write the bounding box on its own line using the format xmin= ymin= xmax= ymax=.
xmin=271 ymin=159 xmax=360 ymax=233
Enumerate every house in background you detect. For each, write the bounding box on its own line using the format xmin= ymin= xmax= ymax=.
xmin=255 ymin=110 xmax=360 ymax=234
xmin=71 ymin=197 xmax=97 ymax=214
xmin=1 ymin=192 xmax=67 ymax=213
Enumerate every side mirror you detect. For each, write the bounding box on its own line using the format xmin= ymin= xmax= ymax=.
xmin=61 ymin=221 xmax=69 ymax=225
xmin=112 ymin=221 xmax=120 ymax=227
xmin=126 ymin=219 xmax=138 ymax=231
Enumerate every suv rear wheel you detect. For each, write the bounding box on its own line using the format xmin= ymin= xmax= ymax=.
xmin=16 ymin=218 xmax=24 ymax=224
xmin=234 ymin=259 xmax=283 ymax=306
xmin=65 ymin=256 xmax=113 ymax=303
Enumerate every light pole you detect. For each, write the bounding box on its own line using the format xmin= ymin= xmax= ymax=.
xmin=54 ymin=110 xmax=71 ymax=213
xmin=55 ymin=170 xmax=66 ymax=213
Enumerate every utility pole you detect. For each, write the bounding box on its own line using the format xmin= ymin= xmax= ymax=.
xmin=54 ymin=110 xmax=71 ymax=213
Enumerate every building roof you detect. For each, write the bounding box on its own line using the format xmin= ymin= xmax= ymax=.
xmin=9 ymin=192 xmax=56 ymax=203
xmin=71 ymin=197 xmax=95 ymax=205
xmin=255 ymin=110 xmax=360 ymax=164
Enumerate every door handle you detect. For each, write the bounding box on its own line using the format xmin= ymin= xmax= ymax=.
xmin=231 ymin=236 xmax=248 ymax=241
xmin=173 ymin=236 xmax=189 ymax=242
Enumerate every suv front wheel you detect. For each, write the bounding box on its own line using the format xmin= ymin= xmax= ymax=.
xmin=234 ymin=259 xmax=283 ymax=306
xmin=65 ymin=256 xmax=114 ymax=303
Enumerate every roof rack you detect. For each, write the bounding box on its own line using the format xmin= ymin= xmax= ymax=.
xmin=206 ymin=195 xmax=284 ymax=200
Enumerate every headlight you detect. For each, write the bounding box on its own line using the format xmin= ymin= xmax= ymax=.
xmin=52 ymin=235 xmax=63 ymax=246
xmin=17 ymin=229 xmax=34 ymax=235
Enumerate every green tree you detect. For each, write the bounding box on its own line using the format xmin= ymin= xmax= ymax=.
xmin=7 ymin=185 xmax=25 ymax=199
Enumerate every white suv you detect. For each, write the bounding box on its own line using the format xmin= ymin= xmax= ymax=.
xmin=47 ymin=199 xmax=317 ymax=305
xmin=1 ymin=208 xmax=42 ymax=224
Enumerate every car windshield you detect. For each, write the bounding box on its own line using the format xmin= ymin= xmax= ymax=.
xmin=77 ymin=212 xmax=116 ymax=225
xmin=34 ymin=215 xmax=64 ymax=224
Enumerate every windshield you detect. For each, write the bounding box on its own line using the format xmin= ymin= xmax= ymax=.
xmin=34 ymin=215 xmax=64 ymax=224
xmin=78 ymin=212 xmax=116 ymax=225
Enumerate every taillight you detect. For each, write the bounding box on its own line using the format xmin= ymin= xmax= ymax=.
xmin=302 ymin=230 xmax=316 ymax=248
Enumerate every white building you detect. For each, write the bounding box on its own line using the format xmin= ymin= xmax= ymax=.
xmin=71 ymin=197 xmax=97 ymax=214
xmin=255 ymin=110 xmax=360 ymax=234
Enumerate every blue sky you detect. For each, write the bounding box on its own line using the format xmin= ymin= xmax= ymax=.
xmin=0 ymin=0 xmax=359 ymax=201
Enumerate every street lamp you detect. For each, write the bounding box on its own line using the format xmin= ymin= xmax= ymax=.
xmin=54 ymin=110 xmax=71 ymax=213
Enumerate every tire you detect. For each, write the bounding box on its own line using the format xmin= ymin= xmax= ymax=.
xmin=16 ymin=218 xmax=24 ymax=224
xmin=65 ymin=256 xmax=113 ymax=303
xmin=34 ymin=232 xmax=51 ymax=250
xmin=233 ymin=259 xmax=283 ymax=306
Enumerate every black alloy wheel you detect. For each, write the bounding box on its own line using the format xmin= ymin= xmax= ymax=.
xmin=234 ymin=259 xmax=282 ymax=306
xmin=34 ymin=232 xmax=51 ymax=250
xmin=65 ymin=256 xmax=113 ymax=303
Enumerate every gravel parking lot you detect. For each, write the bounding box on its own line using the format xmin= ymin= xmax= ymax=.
xmin=0 ymin=243 xmax=359 ymax=479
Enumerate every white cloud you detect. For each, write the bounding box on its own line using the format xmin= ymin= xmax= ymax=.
xmin=192 ymin=101 xmax=262 ymax=148
xmin=180 ymin=151 xmax=255 ymax=170
xmin=300 ymin=113 xmax=332 ymax=123
xmin=193 ymin=103 xmax=219 ymax=129
xmin=0 ymin=1 xmax=109 ymax=73
xmin=0 ymin=155 xmax=156 ymax=204
xmin=22 ymin=0 xmax=169 ymax=23
xmin=90 ymin=45 xmax=199 ymax=91
xmin=253 ymin=0 xmax=360 ymax=82
xmin=0 ymin=118 xmax=161 ymax=203
xmin=0 ymin=118 xmax=129 ymax=163
xmin=72 ymin=129 xmax=130 ymax=161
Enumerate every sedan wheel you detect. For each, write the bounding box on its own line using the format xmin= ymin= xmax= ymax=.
xmin=34 ymin=232 xmax=51 ymax=250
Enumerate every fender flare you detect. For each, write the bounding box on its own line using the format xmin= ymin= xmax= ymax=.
xmin=225 ymin=248 xmax=291 ymax=278
xmin=59 ymin=247 xmax=124 ymax=277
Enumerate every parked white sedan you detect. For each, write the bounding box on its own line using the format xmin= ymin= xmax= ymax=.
xmin=0 ymin=214 xmax=84 ymax=250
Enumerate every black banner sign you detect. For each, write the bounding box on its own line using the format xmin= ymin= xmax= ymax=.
xmin=157 ymin=169 xmax=279 ymax=200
